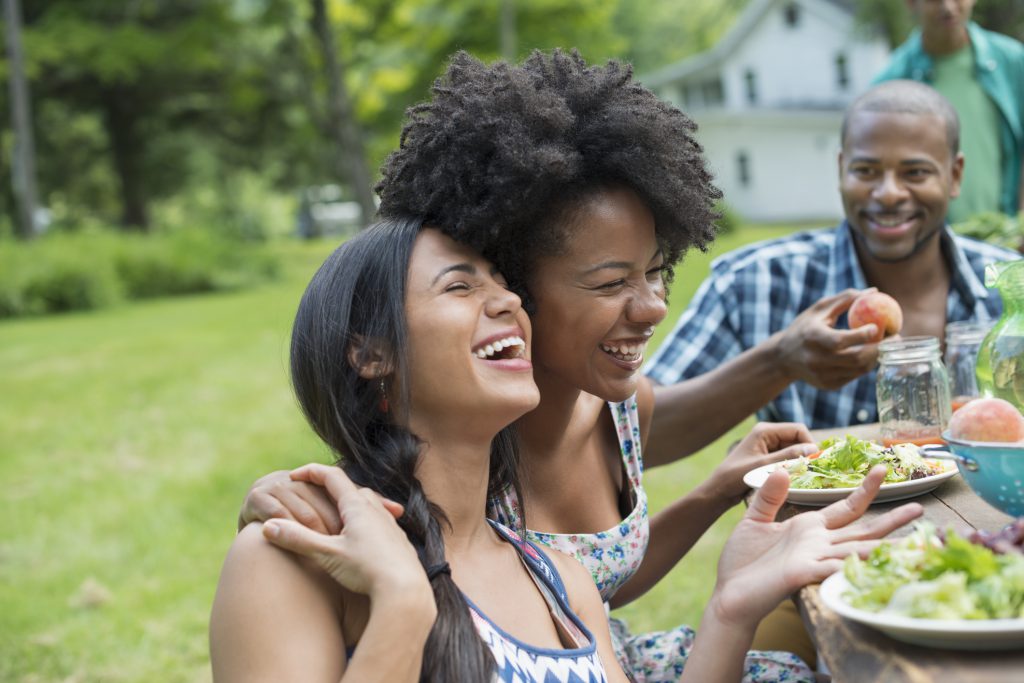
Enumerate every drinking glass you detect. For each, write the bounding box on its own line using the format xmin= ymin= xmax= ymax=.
xmin=944 ymin=320 xmax=993 ymax=412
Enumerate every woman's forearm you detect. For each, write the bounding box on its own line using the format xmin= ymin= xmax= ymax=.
xmin=679 ymin=593 xmax=759 ymax=683
xmin=342 ymin=591 xmax=437 ymax=682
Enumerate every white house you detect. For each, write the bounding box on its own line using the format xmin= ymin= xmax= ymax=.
xmin=641 ymin=0 xmax=891 ymax=223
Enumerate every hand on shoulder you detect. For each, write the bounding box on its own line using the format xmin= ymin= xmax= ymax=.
xmin=262 ymin=464 xmax=428 ymax=601
xmin=238 ymin=464 xmax=342 ymax=534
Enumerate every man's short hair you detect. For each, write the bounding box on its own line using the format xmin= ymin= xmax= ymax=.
xmin=841 ymin=80 xmax=960 ymax=156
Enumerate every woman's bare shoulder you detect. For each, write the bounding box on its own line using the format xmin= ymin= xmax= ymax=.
xmin=210 ymin=524 xmax=347 ymax=681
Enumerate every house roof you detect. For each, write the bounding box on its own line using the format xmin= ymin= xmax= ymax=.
xmin=640 ymin=0 xmax=859 ymax=89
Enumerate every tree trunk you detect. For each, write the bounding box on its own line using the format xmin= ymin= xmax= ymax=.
xmin=309 ymin=0 xmax=376 ymax=228
xmin=3 ymin=0 xmax=40 ymax=239
xmin=102 ymin=88 xmax=149 ymax=231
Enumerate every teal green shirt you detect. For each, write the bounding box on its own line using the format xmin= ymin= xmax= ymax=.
xmin=875 ymin=22 xmax=1024 ymax=217
xmin=932 ymin=45 xmax=1003 ymax=222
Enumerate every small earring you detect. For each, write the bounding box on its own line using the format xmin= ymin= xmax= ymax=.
xmin=378 ymin=377 xmax=389 ymax=413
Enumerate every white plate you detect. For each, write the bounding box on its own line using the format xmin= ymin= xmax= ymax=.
xmin=742 ymin=458 xmax=958 ymax=506
xmin=819 ymin=572 xmax=1024 ymax=651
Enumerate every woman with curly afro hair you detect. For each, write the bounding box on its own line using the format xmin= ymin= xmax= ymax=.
xmin=240 ymin=50 xmax=878 ymax=682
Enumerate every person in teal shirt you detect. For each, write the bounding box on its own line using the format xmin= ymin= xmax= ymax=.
xmin=874 ymin=0 xmax=1024 ymax=222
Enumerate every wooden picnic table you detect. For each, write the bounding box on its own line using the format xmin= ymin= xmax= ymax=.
xmin=775 ymin=423 xmax=1022 ymax=682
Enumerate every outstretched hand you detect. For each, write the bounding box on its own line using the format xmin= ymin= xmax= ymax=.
xmin=712 ymin=465 xmax=923 ymax=627
xmin=772 ymin=288 xmax=882 ymax=390
xmin=261 ymin=464 xmax=426 ymax=600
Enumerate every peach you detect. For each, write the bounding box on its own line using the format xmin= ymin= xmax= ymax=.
xmin=948 ymin=397 xmax=1024 ymax=443
xmin=848 ymin=291 xmax=903 ymax=342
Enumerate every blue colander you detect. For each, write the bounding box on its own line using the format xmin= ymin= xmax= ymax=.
xmin=923 ymin=434 xmax=1024 ymax=516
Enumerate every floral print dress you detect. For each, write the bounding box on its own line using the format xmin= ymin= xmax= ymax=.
xmin=488 ymin=396 xmax=814 ymax=683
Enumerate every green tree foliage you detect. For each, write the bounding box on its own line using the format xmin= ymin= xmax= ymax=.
xmin=854 ymin=0 xmax=913 ymax=48
xmin=16 ymin=1 xmax=249 ymax=229
xmin=316 ymin=0 xmax=630 ymax=165
xmin=1 ymin=0 xmax=640 ymax=232
xmin=614 ymin=0 xmax=746 ymax=75
xmin=0 ymin=0 xmax=751 ymax=234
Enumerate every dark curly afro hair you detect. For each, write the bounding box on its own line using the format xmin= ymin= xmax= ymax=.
xmin=376 ymin=49 xmax=722 ymax=301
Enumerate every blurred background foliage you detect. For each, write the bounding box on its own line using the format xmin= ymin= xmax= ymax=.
xmin=0 ymin=0 xmax=770 ymax=317
xmin=2 ymin=1 xmax=1021 ymax=261
xmin=0 ymin=0 xmax=755 ymax=242
xmin=3 ymin=0 xmax=1022 ymax=246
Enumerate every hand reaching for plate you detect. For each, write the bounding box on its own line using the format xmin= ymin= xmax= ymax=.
xmin=712 ymin=465 xmax=924 ymax=628
xmin=710 ymin=422 xmax=819 ymax=506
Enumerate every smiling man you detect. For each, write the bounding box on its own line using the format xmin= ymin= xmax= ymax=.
xmin=645 ymin=80 xmax=1019 ymax=433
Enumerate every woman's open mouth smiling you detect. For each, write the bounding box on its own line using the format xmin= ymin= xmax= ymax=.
xmin=473 ymin=335 xmax=526 ymax=360
xmin=599 ymin=339 xmax=649 ymax=369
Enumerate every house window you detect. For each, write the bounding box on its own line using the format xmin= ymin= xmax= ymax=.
xmin=835 ymin=53 xmax=849 ymax=90
xmin=784 ymin=3 xmax=800 ymax=27
xmin=744 ymin=69 xmax=758 ymax=105
xmin=701 ymin=78 xmax=724 ymax=107
xmin=737 ymin=151 xmax=751 ymax=187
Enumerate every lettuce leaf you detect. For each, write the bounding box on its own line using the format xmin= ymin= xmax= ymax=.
xmin=841 ymin=523 xmax=1024 ymax=620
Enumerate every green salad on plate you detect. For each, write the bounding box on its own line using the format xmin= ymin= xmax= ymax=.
xmin=784 ymin=435 xmax=943 ymax=490
xmin=842 ymin=522 xmax=1024 ymax=620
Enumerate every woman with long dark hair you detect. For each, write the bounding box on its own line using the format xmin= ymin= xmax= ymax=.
xmin=210 ymin=217 xmax=625 ymax=682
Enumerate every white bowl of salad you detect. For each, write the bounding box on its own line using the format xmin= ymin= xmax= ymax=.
xmin=820 ymin=521 xmax=1024 ymax=650
xmin=743 ymin=436 xmax=958 ymax=506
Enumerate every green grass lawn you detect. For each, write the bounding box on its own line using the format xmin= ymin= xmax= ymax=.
xmin=0 ymin=224 xmax=798 ymax=682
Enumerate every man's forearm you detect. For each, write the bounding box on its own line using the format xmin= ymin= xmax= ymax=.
xmin=645 ymin=340 xmax=791 ymax=468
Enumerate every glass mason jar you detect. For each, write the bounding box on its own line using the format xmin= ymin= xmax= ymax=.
xmin=876 ymin=336 xmax=951 ymax=446
xmin=944 ymin=320 xmax=993 ymax=412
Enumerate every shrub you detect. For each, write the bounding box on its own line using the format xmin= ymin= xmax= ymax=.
xmin=122 ymin=229 xmax=280 ymax=298
xmin=714 ymin=200 xmax=741 ymax=235
xmin=0 ymin=250 xmax=30 ymax=317
xmin=22 ymin=250 xmax=123 ymax=314
xmin=0 ymin=232 xmax=122 ymax=317
xmin=952 ymin=212 xmax=1024 ymax=253
xmin=0 ymin=227 xmax=280 ymax=319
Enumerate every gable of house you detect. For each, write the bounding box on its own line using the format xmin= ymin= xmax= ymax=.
xmin=645 ymin=0 xmax=888 ymax=113
xmin=641 ymin=0 xmax=890 ymax=223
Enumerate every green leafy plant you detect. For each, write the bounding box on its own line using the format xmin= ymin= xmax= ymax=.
xmin=0 ymin=228 xmax=280 ymax=319
xmin=952 ymin=212 xmax=1024 ymax=253
xmin=714 ymin=200 xmax=741 ymax=235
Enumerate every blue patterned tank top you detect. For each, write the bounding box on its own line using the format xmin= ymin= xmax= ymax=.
xmin=473 ymin=521 xmax=608 ymax=683
xmin=345 ymin=520 xmax=608 ymax=682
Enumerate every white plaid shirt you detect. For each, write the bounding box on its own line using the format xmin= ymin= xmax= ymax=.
xmin=645 ymin=223 xmax=1019 ymax=428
